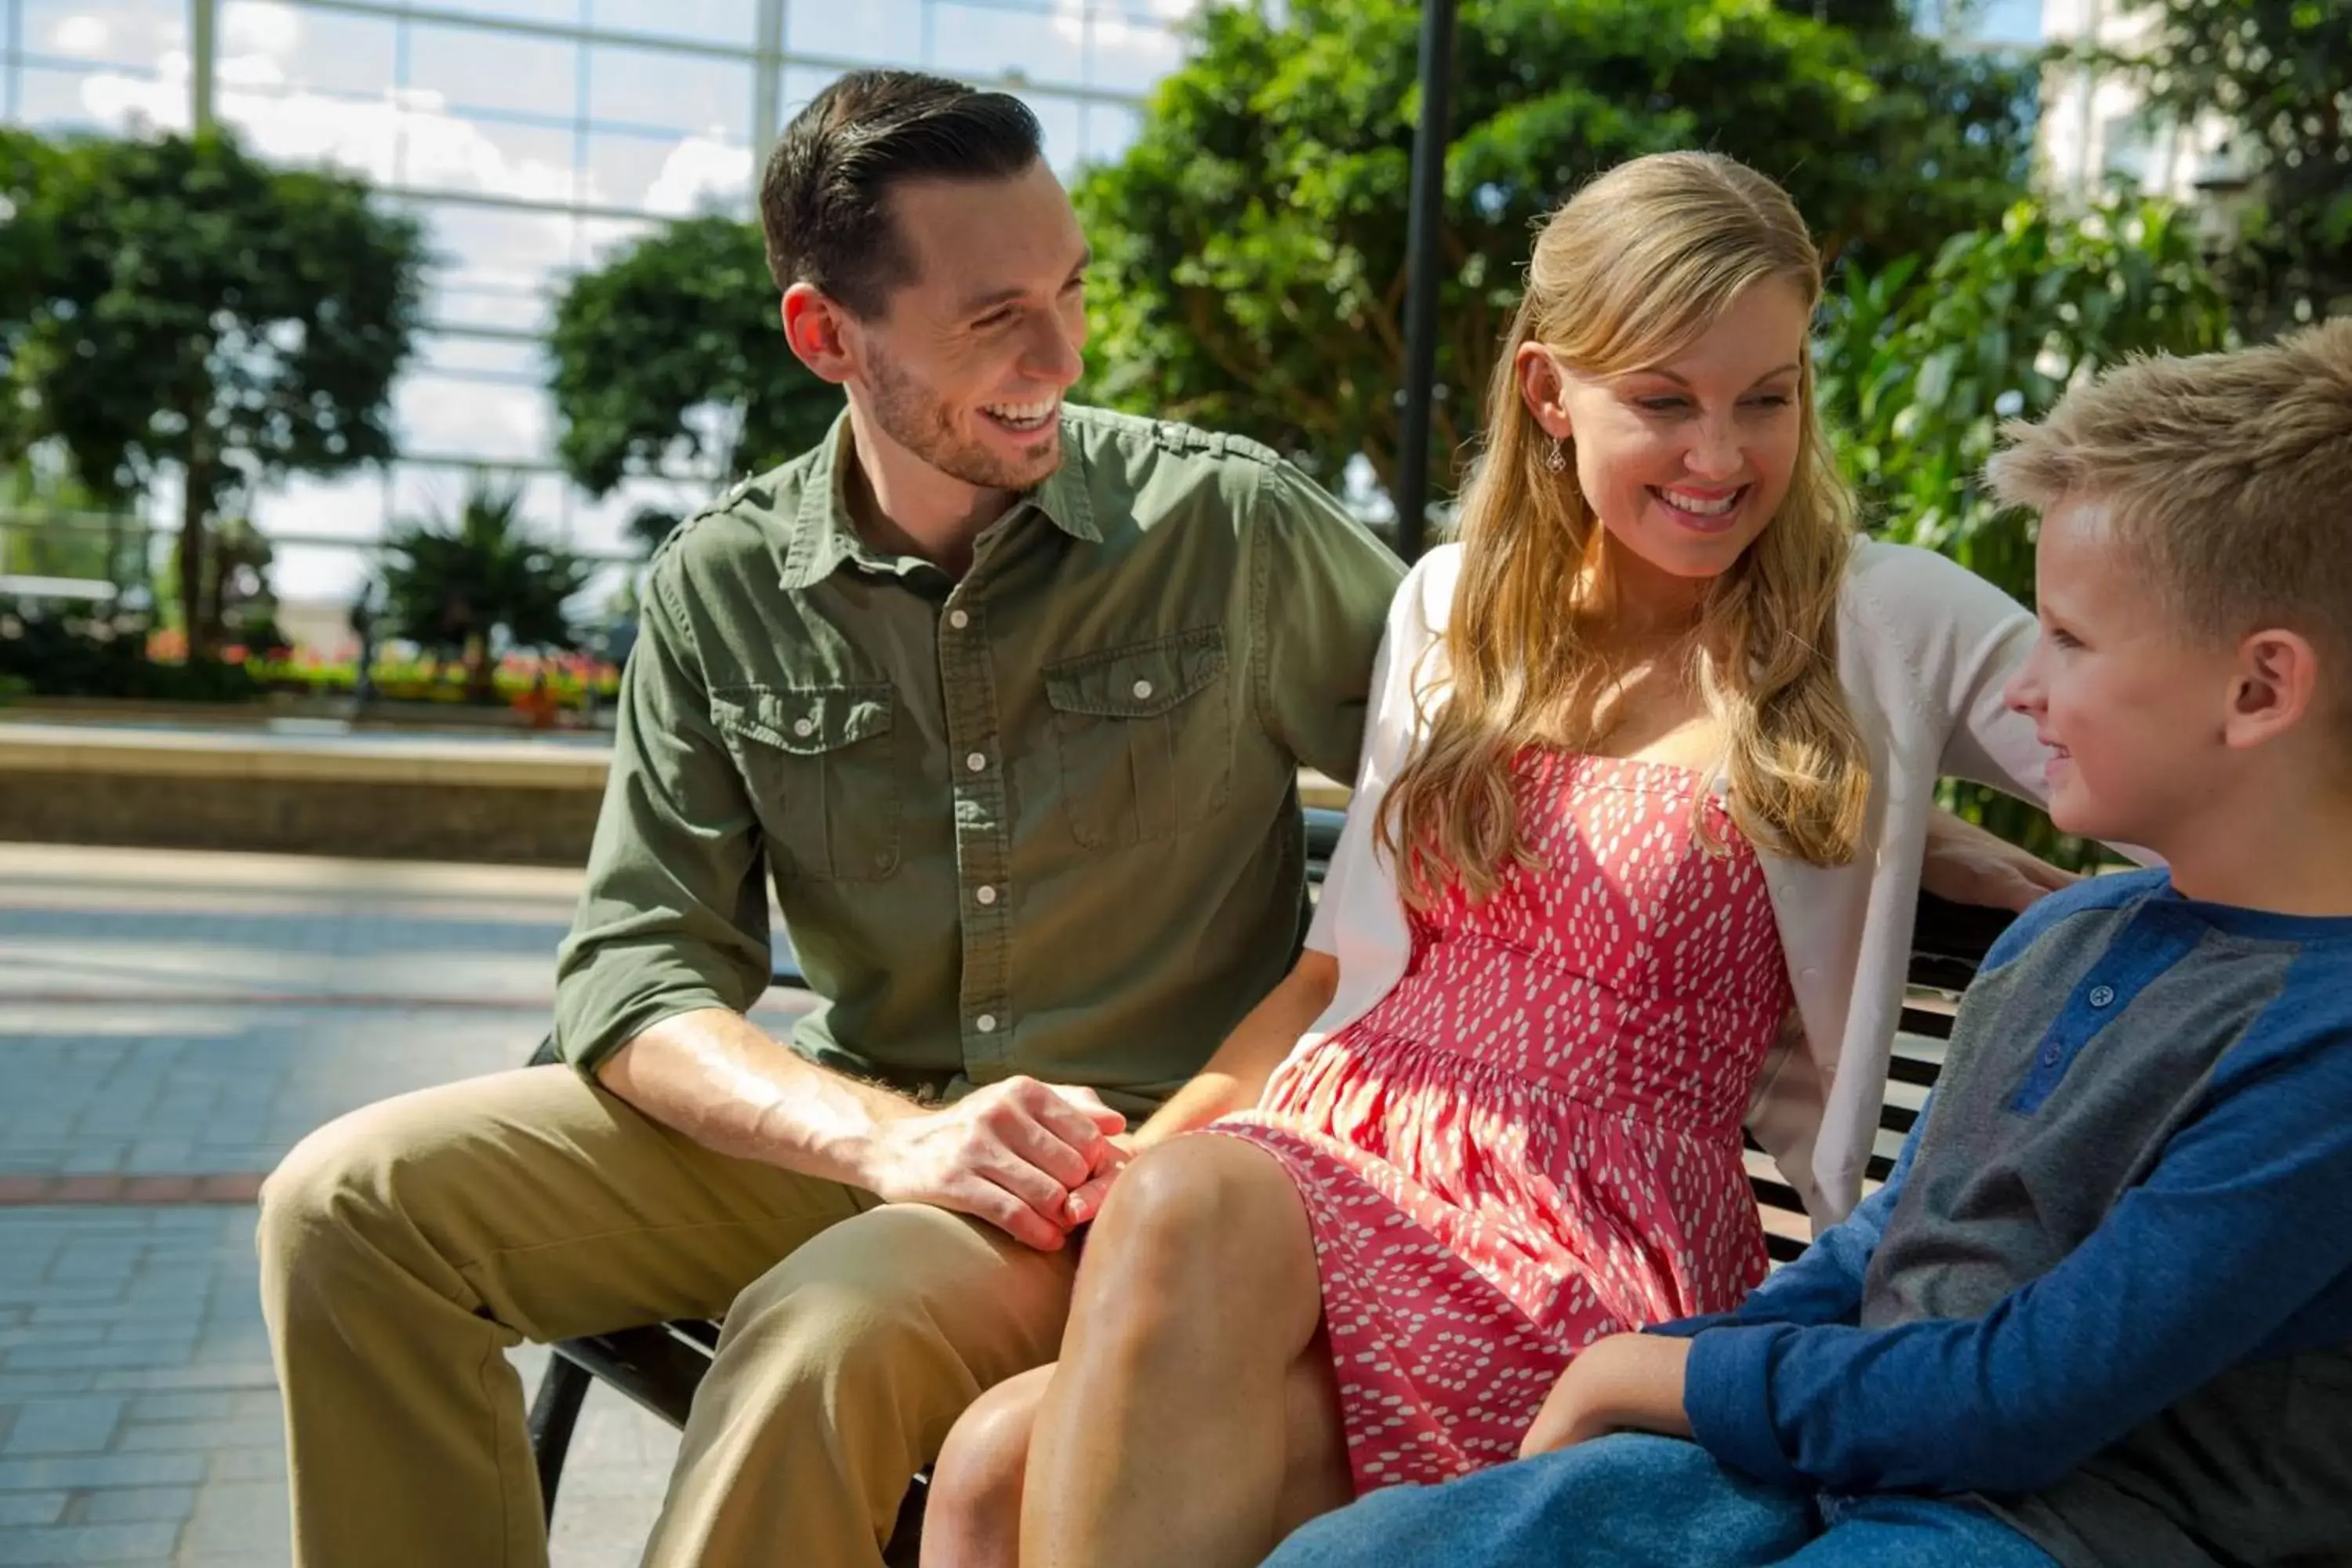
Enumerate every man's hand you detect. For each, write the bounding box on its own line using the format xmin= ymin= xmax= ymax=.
xmin=858 ymin=1076 xmax=1126 ymax=1252
xmin=1921 ymin=808 xmax=2076 ymax=913
xmin=1519 ymin=1334 xmax=1693 ymax=1459
xmin=1062 ymin=1133 xmax=1140 ymax=1229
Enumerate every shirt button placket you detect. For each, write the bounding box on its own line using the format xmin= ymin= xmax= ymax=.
xmin=943 ymin=593 xmax=1014 ymax=1080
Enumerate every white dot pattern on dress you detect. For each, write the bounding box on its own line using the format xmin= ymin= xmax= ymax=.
xmin=1207 ymin=750 xmax=1794 ymax=1493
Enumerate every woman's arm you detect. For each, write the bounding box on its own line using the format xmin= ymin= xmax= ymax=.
xmin=1060 ymin=951 xmax=1338 ymax=1225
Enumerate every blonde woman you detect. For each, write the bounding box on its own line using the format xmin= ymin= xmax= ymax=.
xmin=924 ymin=151 xmax=2063 ymax=1568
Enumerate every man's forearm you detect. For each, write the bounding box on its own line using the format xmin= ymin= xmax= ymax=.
xmin=595 ymin=1007 xmax=916 ymax=1188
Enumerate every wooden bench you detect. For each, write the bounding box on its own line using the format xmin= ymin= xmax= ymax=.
xmin=521 ymin=805 xmax=2013 ymax=1559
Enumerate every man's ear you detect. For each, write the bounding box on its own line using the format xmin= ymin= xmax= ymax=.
xmin=2222 ymin=628 xmax=2322 ymax=751
xmin=1514 ymin=343 xmax=1573 ymax=442
xmin=782 ymin=283 xmax=857 ymax=386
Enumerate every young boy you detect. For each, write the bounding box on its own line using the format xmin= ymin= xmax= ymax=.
xmin=1261 ymin=318 xmax=2352 ymax=1568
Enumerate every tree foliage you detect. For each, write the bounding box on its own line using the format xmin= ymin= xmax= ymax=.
xmin=2101 ymin=0 xmax=2351 ymax=336
xmin=547 ymin=214 xmax=842 ymax=550
xmin=378 ymin=477 xmax=590 ymax=703
xmin=1073 ymin=0 xmax=2036 ymax=493
xmin=0 ymin=129 xmax=425 ymax=657
xmin=1816 ymin=196 xmax=2230 ymax=866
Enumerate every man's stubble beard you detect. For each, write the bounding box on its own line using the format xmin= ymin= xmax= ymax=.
xmin=865 ymin=344 xmax=1062 ymax=494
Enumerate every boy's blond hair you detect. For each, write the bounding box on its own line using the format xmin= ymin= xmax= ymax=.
xmin=1986 ymin=320 xmax=2352 ymax=694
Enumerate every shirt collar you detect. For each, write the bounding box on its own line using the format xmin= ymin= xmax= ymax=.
xmin=778 ymin=409 xmax=1098 ymax=590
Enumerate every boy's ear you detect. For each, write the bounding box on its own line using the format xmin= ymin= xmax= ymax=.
xmin=2221 ymin=629 xmax=2322 ymax=751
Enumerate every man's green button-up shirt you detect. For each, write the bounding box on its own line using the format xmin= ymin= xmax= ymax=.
xmin=554 ymin=405 xmax=1403 ymax=1116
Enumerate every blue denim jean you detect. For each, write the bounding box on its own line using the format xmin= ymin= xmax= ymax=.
xmin=1261 ymin=1435 xmax=2059 ymax=1568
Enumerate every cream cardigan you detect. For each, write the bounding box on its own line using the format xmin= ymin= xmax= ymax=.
xmin=1297 ymin=539 xmax=2049 ymax=1229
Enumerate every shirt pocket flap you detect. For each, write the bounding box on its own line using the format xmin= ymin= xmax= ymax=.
xmin=711 ymin=683 xmax=894 ymax=754
xmin=1041 ymin=630 xmax=1227 ymax=720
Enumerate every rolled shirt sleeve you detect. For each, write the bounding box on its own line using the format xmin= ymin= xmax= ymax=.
xmin=554 ymin=561 xmax=775 ymax=1074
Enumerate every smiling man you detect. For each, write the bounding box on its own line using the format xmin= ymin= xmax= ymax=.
xmin=253 ymin=70 xmax=1403 ymax=1568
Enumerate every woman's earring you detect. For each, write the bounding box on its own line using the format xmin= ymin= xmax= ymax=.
xmin=1545 ymin=436 xmax=1566 ymax=473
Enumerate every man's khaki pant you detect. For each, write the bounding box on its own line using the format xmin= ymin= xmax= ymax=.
xmin=256 ymin=1065 xmax=1077 ymax=1568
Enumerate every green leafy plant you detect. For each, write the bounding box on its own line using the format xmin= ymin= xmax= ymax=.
xmin=1814 ymin=197 xmax=2231 ymax=866
xmin=377 ymin=477 xmax=592 ymax=705
xmin=547 ymin=214 xmax=843 ymax=551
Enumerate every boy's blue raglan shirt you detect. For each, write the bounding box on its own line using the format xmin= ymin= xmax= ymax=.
xmin=1678 ymin=870 xmax=2352 ymax=1568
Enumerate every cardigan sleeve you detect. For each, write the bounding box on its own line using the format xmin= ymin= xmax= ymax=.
xmin=1852 ymin=543 xmax=2047 ymax=802
xmin=1305 ymin=547 xmax=1450 ymax=957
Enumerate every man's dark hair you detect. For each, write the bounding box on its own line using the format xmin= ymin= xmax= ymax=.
xmin=760 ymin=70 xmax=1046 ymax=319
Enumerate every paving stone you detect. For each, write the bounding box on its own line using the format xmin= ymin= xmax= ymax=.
xmin=1 ymin=1399 xmax=123 ymax=1457
xmin=0 ymin=1453 xmax=205 ymax=1491
xmin=176 ymin=1479 xmax=286 ymax=1555
xmin=0 ymin=1490 xmax=69 ymax=1526
xmin=74 ymin=1484 xmax=197 ymax=1525
xmin=0 ymin=1521 xmax=183 ymax=1563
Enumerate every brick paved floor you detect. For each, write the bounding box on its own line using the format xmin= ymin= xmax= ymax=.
xmin=0 ymin=843 xmax=810 ymax=1567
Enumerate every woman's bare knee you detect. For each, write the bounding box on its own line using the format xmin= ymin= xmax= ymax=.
xmin=921 ymin=1364 xmax=1054 ymax=1568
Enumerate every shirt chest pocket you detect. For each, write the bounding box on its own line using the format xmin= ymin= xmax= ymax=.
xmin=1041 ymin=630 xmax=1232 ymax=850
xmin=710 ymin=682 xmax=901 ymax=883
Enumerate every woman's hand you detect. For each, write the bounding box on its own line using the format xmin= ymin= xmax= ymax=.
xmin=1920 ymin=808 xmax=2076 ymax=913
xmin=1519 ymin=1334 xmax=1693 ymax=1459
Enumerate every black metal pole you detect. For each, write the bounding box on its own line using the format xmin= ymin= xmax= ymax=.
xmin=1392 ymin=0 xmax=1459 ymax=564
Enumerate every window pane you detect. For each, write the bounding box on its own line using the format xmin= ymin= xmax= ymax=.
xmin=1084 ymin=10 xmax=1184 ymax=94
xmin=786 ymin=0 xmax=920 ymax=67
xmin=585 ymin=0 xmax=753 ymax=48
xmin=583 ymin=129 xmax=750 ymax=215
xmin=20 ymin=0 xmax=183 ymax=70
xmin=422 ymin=0 xmax=585 ymax=31
xmin=221 ymin=2 xmax=397 ymax=98
xmin=567 ymin=474 xmax=717 ymax=554
xmin=17 ymin=61 xmax=166 ymax=132
xmin=573 ymin=212 xmax=659 ymax=270
xmin=775 ymin=62 xmax=836 ymax=125
xmin=586 ymin=44 xmax=751 ymax=140
xmin=394 ymin=374 xmax=555 ymax=465
xmin=251 ymin=473 xmax=390 ymax=546
xmin=1080 ymin=101 xmax=1141 ymax=169
xmin=220 ymin=84 xmax=398 ymax=182
xmin=1017 ymin=89 xmax=1080 ymax=180
xmin=408 ymin=199 xmax=577 ymax=332
xmin=400 ymin=113 xmax=579 ymax=203
xmin=405 ymin=20 xmax=579 ymax=122
xmin=929 ymin=1 xmax=1083 ymax=87
xmin=414 ymin=331 xmax=551 ymax=385
xmin=387 ymin=463 xmax=570 ymax=527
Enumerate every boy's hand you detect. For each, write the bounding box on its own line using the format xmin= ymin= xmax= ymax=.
xmin=1519 ymin=1334 xmax=1694 ymax=1459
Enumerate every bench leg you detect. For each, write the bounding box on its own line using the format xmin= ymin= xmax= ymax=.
xmin=528 ymin=1353 xmax=593 ymax=1526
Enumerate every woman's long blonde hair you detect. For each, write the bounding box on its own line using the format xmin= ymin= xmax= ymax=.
xmin=1377 ymin=151 xmax=1870 ymax=906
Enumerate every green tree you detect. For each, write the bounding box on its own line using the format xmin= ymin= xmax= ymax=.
xmin=1815 ymin=196 xmax=2231 ymax=864
xmin=1073 ymin=0 xmax=2035 ymax=493
xmin=378 ymin=476 xmax=590 ymax=704
xmin=2097 ymin=0 xmax=2351 ymax=336
xmin=3 ymin=129 xmax=424 ymax=659
xmin=547 ymin=214 xmax=842 ymax=551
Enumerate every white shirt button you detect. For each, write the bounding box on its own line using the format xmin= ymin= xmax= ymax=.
xmin=975 ymin=1014 xmax=998 ymax=1033
xmin=975 ymin=885 xmax=998 ymax=906
xmin=966 ymin=752 xmax=986 ymax=772
xmin=949 ymin=610 xmax=970 ymax=630
xmin=2089 ymin=984 xmax=2117 ymax=1009
xmin=792 ymin=718 xmax=815 ymax=737
xmin=1131 ymin=680 xmax=1153 ymax=700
